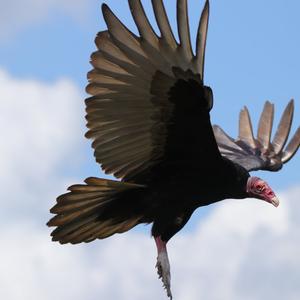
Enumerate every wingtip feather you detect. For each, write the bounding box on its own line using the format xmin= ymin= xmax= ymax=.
xmin=101 ymin=3 xmax=109 ymax=14
xmin=128 ymin=0 xmax=158 ymax=44
xmin=196 ymin=0 xmax=210 ymax=79
xmin=177 ymin=0 xmax=193 ymax=60
xmin=257 ymin=101 xmax=274 ymax=149
xmin=238 ymin=105 xmax=256 ymax=148
xmin=282 ymin=126 xmax=300 ymax=163
xmin=272 ymin=99 xmax=294 ymax=154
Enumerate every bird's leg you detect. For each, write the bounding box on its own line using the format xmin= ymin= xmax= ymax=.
xmin=155 ymin=236 xmax=172 ymax=299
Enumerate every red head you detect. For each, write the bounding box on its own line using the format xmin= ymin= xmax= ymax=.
xmin=246 ymin=176 xmax=279 ymax=207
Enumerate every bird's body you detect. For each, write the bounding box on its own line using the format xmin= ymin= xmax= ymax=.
xmin=48 ymin=0 xmax=299 ymax=298
xmin=143 ymin=157 xmax=249 ymax=241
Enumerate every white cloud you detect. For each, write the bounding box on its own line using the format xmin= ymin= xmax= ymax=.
xmin=0 ymin=0 xmax=91 ymax=41
xmin=0 ymin=68 xmax=300 ymax=300
xmin=0 ymin=69 xmax=85 ymax=222
xmin=169 ymin=188 xmax=300 ymax=300
xmin=1 ymin=186 xmax=300 ymax=299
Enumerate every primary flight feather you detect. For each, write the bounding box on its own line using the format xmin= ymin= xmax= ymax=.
xmin=48 ymin=0 xmax=299 ymax=298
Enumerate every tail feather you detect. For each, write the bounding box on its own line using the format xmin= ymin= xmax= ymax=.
xmin=56 ymin=191 xmax=107 ymax=203
xmin=69 ymin=217 xmax=141 ymax=245
xmin=48 ymin=177 xmax=146 ymax=244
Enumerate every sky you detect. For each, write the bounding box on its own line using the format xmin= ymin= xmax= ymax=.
xmin=0 ymin=1 xmax=299 ymax=299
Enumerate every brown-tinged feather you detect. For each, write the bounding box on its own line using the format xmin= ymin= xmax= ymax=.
xmin=128 ymin=0 xmax=158 ymax=45
xmin=282 ymin=127 xmax=300 ymax=163
xmin=257 ymin=101 xmax=274 ymax=149
xmin=272 ymin=99 xmax=294 ymax=154
xmin=196 ymin=0 xmax=209 ymax=78
xmin=238 ymin=106 xmax=256 ymax=148
xmin=151 ymin=0 xmax=177 ymax=49
xmin=177 ymin=0 xmax=193 ymax=62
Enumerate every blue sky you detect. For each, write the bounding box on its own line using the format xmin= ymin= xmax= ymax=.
xmin=0 ymin=1 xmax=299 ymax=299
xmin=1 ymin=0 xmax=299 ymax=187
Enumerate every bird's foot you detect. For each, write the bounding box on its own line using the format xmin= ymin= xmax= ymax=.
xmin=156 ymin=250 xmax=172 ymax=299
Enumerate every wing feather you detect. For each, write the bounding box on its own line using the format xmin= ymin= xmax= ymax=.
xmin=86 ymin=0 xmax=216 ymax=181
xmin=257 ymin=101 xmax=274 ymax=149
xmin=238 ymin=106 xmax=256 ymax=148
xmin=90 ymin=51 xmax=130 ymax=75
xmin=94 ymin=31 xmax=131 ymax=62
xmin=177 ymin=0 xmax=193 ymax=62
xmin=128 ymin=0 xmax=158 ymax=45
xmin=282 ymin=127 xmax=300 ymax=163
xmin=196 ymin=0 xmax=209 ymax=78
xmin=87 ymin=69 xmax=148 ymax=89
xmin=272 ymin=99 xmax=294 ymax=153
xmin=151 ymin=0 xmax=177 ymax=49
xmin=101 ymin=4 xmax=144 ymax=57
xmin=214 ymin=100 xmax=299 ymax=172
xmin=213 ymin=125 xmax=243 ymax=151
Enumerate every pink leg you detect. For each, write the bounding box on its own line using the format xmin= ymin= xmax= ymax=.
xmin=154 ymin=236 xmax=172 ymax=299
xmin=155 ymin=235 xmax=167 ymax=253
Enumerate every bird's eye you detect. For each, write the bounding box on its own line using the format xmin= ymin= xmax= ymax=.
xmin=256 ymin=185 xmax=264 ymax=192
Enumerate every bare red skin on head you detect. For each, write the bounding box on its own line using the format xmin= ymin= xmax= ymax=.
xmin=246 ymin=176 xmax=276 ymax=202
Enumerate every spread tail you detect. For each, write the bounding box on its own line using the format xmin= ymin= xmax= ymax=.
xmin=47 ymin=177 xmax=146 ymax=244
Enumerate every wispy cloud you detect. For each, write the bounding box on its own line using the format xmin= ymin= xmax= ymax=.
xmin=0 ymin=68 xmax=299 ymax=300
xmin=0 ymin=0 xmax=91 ymax=42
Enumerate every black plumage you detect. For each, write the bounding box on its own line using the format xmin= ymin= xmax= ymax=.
xmin=48 ymin=0 xmax=299 ymax=298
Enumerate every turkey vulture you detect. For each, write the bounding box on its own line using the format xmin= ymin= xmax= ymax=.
xmin=48 ymin=0 xmax=300 ymax=298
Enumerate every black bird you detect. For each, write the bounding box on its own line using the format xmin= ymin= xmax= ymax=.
xmin=48 ymin=0 xmax=300 ymax=298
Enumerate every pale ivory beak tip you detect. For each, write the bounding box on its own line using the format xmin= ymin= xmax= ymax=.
xmin=271 ymin=197 xmax=280 ymax=207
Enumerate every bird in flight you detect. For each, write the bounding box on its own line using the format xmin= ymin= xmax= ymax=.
xmin=48 ymin=0 xmax=300 ymax=298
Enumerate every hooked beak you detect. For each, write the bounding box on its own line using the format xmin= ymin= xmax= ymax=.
xmin=268 ymin=196 xmax=280 ymax=207
xmin=261 ymin=196 xmax=280 ymax=207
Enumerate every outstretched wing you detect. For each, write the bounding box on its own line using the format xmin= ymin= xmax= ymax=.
xmin=86 ymin=0 xmax=222 ymax=182
xmin=213 ymin=100 xmax=300 ymax=172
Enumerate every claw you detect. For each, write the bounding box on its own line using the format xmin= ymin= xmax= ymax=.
xmin=156 ymin=250 xmax=172 ymax=299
